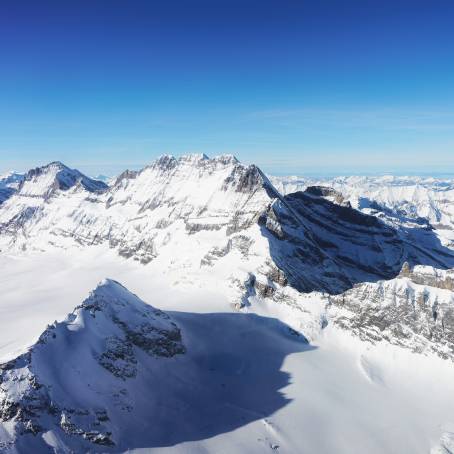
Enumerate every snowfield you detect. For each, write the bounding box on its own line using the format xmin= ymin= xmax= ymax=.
xmin=1 ymin=156 xmax=454 ymax=453
xmin=1 ymin=247 xmax=454 ymax=454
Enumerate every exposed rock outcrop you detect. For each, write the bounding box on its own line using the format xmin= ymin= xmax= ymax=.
xmin=0 ymin=279 xmax=185 ymax=450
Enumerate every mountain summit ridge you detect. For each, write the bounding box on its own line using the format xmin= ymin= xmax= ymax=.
xmin=19 ymin=161 xmax=108 ymax=198
xmin=0 ymin=154 xmax=454 ymax=363
xmin=0 ymin=279 xmax=185 ymax=451
xmin=1 ymin=154 xmax=453 ymax=290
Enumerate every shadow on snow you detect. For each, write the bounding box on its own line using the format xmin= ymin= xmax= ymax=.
xmin=109 ymin=311 xmax=313 ymax=451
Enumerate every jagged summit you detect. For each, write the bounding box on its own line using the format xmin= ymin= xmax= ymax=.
xmin=128 ymin=154 xmax=244 ymax=184
xmin=0 ymin=279 xmax=184 ymax=451
xmin=19 ymin=161 xmax=108 ymax=198
xmin=109 ymin=153 xmax=272 ymax=211
xmin=150 ymin=154 xmax=178 ymax=171
xmin=1 ymin=160 xmax=454 ymax=452
xmin=148 ymin=153 xmax=239 ymax=171
xmin=179 ymin=152 xmax=209 ymax=162
xmin=2 ymin=154 xmax=454 ymax=296
xmin=212 ymin=153 xmax=239 ymax=163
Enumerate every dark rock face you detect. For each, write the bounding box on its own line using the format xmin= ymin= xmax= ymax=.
xmin=112 ymin=316 xmax=185 ymax=359
xmin=115 ymin=237 xmax=157 ymax=264
xmin=259 ymin=187 xmax=454 ymax=295
xmin=304 ymin=185 xmax=348 ymax=206
xmin=235 ymin=165 xmax=264 ymax=193
xmin=0 ymin=206 xmax=40 ymax=235
xmin=151 ymin=155 xmax=178 ymax=172
xmin=201 ymin=235 xmax=254 ymax=267
xmin=0 ymin=187 xmax=15 ymax=205
xmin=259 ymin=192 xmax=400 ymax=294
xmin=0 ymin=355 xmax=60 ymax=438
xmin=266 ymin=265 xmax=288 ymax=288
xmin=97 ymin=336 xmax=138 ymax=379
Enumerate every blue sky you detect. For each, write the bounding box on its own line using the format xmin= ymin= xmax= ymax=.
xmin=1 ymin=0 xmax=454 ymax=176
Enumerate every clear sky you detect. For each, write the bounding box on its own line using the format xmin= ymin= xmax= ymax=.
xmin=1 ymin=0 xmax=454 ymax=176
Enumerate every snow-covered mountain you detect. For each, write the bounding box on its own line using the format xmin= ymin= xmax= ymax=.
xmin=0 ymin=278 xmax=312 ymax=453
xmin=1 ymin=156 xmax=454 ymax=347
xmin=2 ymin=276 xmax=453 ymax=454
xmin=271 ymin=174 xmax=454 ymax=248
xmin=1 ymin=156 xmax=454 ymax=452
xmin=0 ymin=279 xmax=184 ymax=451
xmin=18 ymin=161 xmax=108 ymax=198
xmin=269 ymin=174 xmax=454 ymax=362
xmin=1 ymin=156 xmax=453 ymax=294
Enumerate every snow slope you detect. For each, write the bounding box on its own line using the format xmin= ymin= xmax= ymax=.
xmin=1 ymin=156 xmax=454 ymax=357
xmin=0 ymin=253 xmax=453 ymax=453
xmin=1 ymin=158 xmax=454 ymax=452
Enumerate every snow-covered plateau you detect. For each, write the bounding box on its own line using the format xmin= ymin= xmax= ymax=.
xmin=1 ymin=155 xmax=454 ymax=453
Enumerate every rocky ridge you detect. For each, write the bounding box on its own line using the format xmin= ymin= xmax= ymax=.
xmin=0 ymin=279 xmax=184 ymax=451
xmin=0 ymin=155 xmax=454 ymax=363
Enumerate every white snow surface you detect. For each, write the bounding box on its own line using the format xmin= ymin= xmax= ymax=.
xmin=0 ymin=158 xmax=454 ymax=452
xmin=0 ymin=247 xmax=453 ymax=453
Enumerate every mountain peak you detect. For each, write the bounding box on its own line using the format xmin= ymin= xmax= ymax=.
xmin=150 ymin=154 xmax=178 ymax=171
xmin=179 ymin=153 xmax=209 ymax=162
xmin=19 ymin=162 xmax=108 ymax=198
xmin=212 ymin=154 xmax=239 ymax=165
xmin=87 ymin=278 xmax=136 ymax=302
xmin=177 ymin=153 xmax=240 ymax=166
xmin=146 ymin=154 xmax=242 ymax=176
xmin=0 ymin=280 xmax=185 ymax=450
xmin=45 ymin=161 xmax=68 ymax=169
